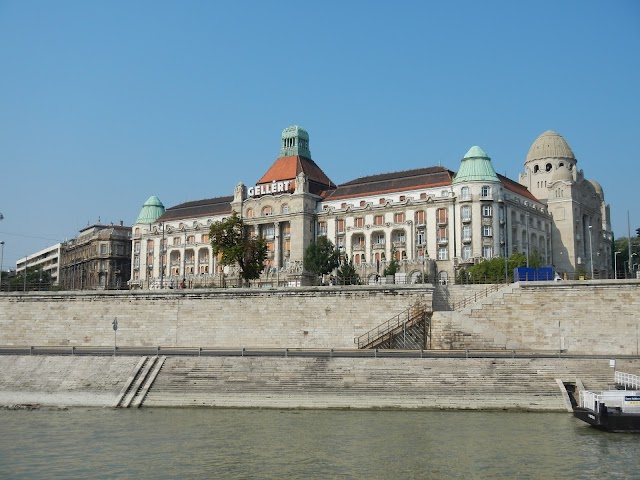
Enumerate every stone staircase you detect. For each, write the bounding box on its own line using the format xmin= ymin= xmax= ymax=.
xmin=114 ymin=356 xmax=166 ymax=408
xmin=143 ymin=356 xmax=633 ymax=410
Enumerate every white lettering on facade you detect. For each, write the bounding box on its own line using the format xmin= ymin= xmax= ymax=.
xmin=247 ymin=180 xmax=293 ymax=197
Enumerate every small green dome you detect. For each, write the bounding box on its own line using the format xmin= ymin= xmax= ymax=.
xmin=453 ymin=146 xmax=499 ymax=184
xmin=135 ymin=196 xmax=165 ymax=224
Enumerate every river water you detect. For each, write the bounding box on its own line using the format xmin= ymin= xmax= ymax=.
xmin=1 ymin=408 xmax=639 ymax=479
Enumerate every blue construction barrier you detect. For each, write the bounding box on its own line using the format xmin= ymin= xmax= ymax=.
xmin=513 ymin=267 xmax=555 ymax=282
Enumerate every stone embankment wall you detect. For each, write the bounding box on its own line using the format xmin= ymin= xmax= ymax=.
xmin=2 ymin=355 xmax=638 ymax=410
xmin=432 ymin=281 xmax=640 ymax=354
xmin=0 ymin=286 xmax=431 ymax=349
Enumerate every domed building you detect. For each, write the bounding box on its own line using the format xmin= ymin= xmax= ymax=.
xmin=519 ymin=130 xmax=611 ymax=276
xmin=130 ymin=127 xmax=610 ymax=288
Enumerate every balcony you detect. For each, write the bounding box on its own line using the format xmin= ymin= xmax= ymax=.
xmin=392 ymin=241 xmax=406 ymax=249
xmin=461 ymin=216 xmax=472 ymax=223
xmin=437 ymin=219 xmax=448 ymax=226
xmin=437 ymin=237 xmax=448 ymax=245
xmin=352 ymin=244 xmax=365 ymax=252
xmin=462 ymin=236 xmax=472 ymax=244
xmin=372 ymin=243 xmax=386 ymax=250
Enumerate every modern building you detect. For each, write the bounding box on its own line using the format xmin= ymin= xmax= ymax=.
xmin=16 ymin=243 xmax=62 ymax=285
xmin=131 ymin=126 xmax=611 ymax=287
xmin=59 ymin=223 xmax=132 ymax=290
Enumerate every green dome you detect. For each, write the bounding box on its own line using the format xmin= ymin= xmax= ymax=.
xmin=135 ymin=196 xmax=165 ymax=224
xmin=452 ymin=146 xmax=499 ymax=184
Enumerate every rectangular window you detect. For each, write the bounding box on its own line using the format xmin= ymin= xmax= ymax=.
xmin=462 ymin=225 xmax=472 ymax=241
xmin=264 ymin=225 xmax=276 ymax=238
xmin=481 ymin=186 xmax=491 ymax=198
xmin=187 ymin=235 xmax=195 ymax=244
xmin=201 ymin=234 xmax=209 ymax=243
xmin=116 ymin=244 xmax=124 ymax=255
xmin=394 ymin=232 xmax=405 ymax=243
xmin=134 ymin=242 xmax=140 ymax=254
xmin=482 ymin=205 xmax=493 ymax=217
xmin=355 ymin=235 xmax=365 ymax=246
xmin=374 ymin=215 xmax=384 ymax=226
xmin=318 ymin=222 xmax=327 ymax=236
xmin=375 ymin=233 xmax=385 ymax=244
xmin=173 ymin=237 xmax=181 ymax=246
xmin=462 ymin=245 xmax=472 ymax=260
xmin=336 ymin=219 xmax=345 ymax=233
xmin=437 ymin=247 xmax=448 ymax=260
xmin=415 ymin=210 xmax=426 ymax=225
xmin=482 ymin=225 xmax=492 ymax=237
xmin=461 ymin=206 xmax=471 ymax=221
xmin=437 ymin=227 xmax=447 ymax=242
xmin=416 ymin=229 xmax=426 ymax=245
xmin=394 ymin=212 xmax=405 ymax=223
xmin=100 ymin=244 xmax=107 ymax=255
xmin=460 ymin=187 xmax=471 ymax=200
xmin=437 ymin=208 xmax=448 ymax=224
xmin=483 ymin=245 xmax=493 ymax=258
xmin=354 ymin=217 xmax=364 ymax=228
xmin=283 ymin=223 xmax=291 ymax=236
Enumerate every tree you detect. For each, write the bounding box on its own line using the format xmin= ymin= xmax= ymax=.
xmin=304 ymin=236 xmax=339 ymax=278
xmin=336 ymin=254 xmax=360 ymax=285
xmin=209 ymin=212 xmax=267 ymax=285
xmin=462 ymin=252 xmax=533 ymax=284
xmin=8 ymin=267 xmax=53 ymax=291
xmin=383 ymin=247 xmax=399 ymax=277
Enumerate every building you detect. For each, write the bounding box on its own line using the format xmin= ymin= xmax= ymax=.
xmin=131 ymin=126 xmax=611 ymax=287
xmin=59 ymin=223 xmax=132 ymax=290
xmin=519 ymin=130 xmax=611 ymax=276
xmin=16 ymin=243 xmax=62 ymax=285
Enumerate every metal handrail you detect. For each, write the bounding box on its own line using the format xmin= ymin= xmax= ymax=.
xmin=616 ymin=371 xmax=640 ymax=390
xmin=356 ymin=304 xmax=426 ymax=349
xmin=451 ymin=284 xmax=503 ymax=311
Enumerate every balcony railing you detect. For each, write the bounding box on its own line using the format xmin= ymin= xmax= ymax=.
xmin=372 ymin=243 xmax=386 ymax=250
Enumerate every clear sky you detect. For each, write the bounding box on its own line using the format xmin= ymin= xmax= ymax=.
xmin=0 ymin=0 xmax=638 ymax=268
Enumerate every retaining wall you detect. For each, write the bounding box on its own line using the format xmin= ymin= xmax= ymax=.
xmin=432 ymin=281 xmax=640 ymax=354
xmin=2 ymin=355 xmax=638 ymax=410
xmin=0 ymin=286 xmax=431 ymax=349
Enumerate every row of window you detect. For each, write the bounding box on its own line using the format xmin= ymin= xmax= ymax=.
xmin=246 ymin=205 xmax=289 ymax=218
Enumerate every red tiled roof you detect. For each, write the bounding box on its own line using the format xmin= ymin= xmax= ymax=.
xmin=323 ymin=166 xmax=455 ymax=200
xmin=257 ymin=156 xmax=336 ymax=190
xmin=497 ymin=174 xmax=539 ymax=202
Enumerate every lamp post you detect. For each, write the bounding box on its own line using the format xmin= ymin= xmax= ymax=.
xmin=615 ymin=251 xmax=621 ymax=280
xmin=0 ymin=241 xmax=4 ymax=291
xmin=525 ymin=212 xmax=530 ymax=268
xmin=588 ymin=225 xmax=594 ymax=279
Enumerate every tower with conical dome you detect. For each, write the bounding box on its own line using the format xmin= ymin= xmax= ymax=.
xmin=519 ymin=131 xmax=611 ymax=277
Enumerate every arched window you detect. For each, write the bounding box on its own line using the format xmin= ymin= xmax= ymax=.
xmin=262 ymin=206 xmax=272 ymax=216
xmin=246 ymin=208 xmax=254 ymax=218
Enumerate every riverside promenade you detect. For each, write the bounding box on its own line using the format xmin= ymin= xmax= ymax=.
xmin=0 ymin=280 xmax=638 ymax=410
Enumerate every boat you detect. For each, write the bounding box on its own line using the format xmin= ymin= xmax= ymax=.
xmin=573 ymin=371 xmax=640 ymax=433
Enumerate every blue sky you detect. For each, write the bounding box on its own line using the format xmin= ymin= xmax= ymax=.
xmin=0 ymin=0 xmax=638 ymax=268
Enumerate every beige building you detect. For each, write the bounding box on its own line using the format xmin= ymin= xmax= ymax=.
xmin=59 ymin=224 xmax=132 ymax=290
xmin=131 ymin=126 xmax=611 ymax=287
xmin=519 ymin=130 xmax=611 ymax=276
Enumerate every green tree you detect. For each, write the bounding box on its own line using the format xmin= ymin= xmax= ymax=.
xmin=304 ymin=236 xmax=339 ymax=277
xmin=209 ymin=212 xmax=267 ymax=285
xmin=336 ymin=254 xmax=360 ymax=285
xmin=9 ymin=267 xmax=53 ymax=291
xmin=613 ymin=236 xmax=640 ymax=277
xmin=463 ymin=252 xmax=533 ymax=284
xmin=383 ymin=247 xmax=399 ymax=277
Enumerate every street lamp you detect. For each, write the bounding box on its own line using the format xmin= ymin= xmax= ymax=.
xmin=525 ymin=212 xmax=530 ymax=268
xmin=615 ymin=251 xmax=621 ymax=280
xmin=588 ymin=225 xmax=594 ymax=279
xmin=0 ymin=241 xmax=4 ymax=291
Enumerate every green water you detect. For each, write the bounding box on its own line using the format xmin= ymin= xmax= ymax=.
xmin=1 ymin=408 xmax=639 ymax=479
